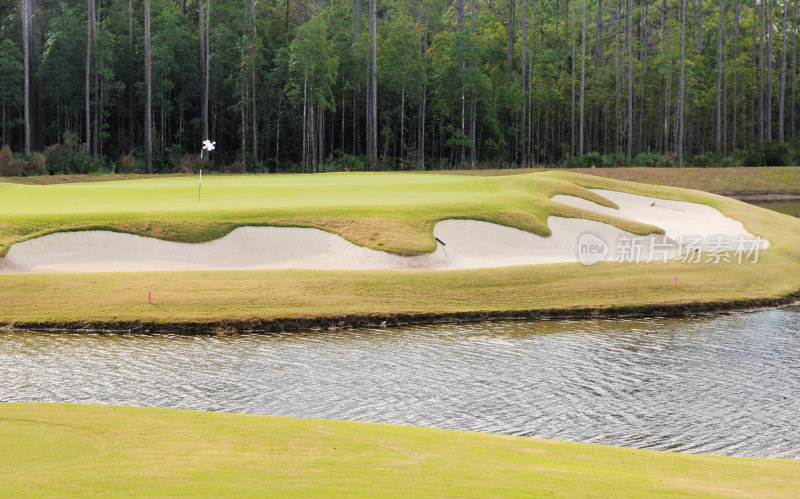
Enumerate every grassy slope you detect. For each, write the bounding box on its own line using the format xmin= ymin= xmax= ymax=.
xmin=447 ymin=166 xmax=800 ymax=195
xmin=569 ymin=167 xmax=800 ymax=195
xmin=1 ymin=403 xmax=798 ymax=497
xmin=1 ymin=171 xmax=799 ymax=326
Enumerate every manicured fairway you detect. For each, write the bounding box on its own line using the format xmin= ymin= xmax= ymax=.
xmin=1 ymin=403 xmax=798 ymax=497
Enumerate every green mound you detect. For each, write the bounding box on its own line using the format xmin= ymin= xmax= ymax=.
xmin=1 ymin=403 xmax=798 ymax=497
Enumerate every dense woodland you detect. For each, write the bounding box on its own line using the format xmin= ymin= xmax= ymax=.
xmin=1 ymin=0 xmax=799 ymax=173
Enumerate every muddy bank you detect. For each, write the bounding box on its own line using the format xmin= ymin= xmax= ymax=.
xmin=3 ymin=290 xmax=798 ymax=335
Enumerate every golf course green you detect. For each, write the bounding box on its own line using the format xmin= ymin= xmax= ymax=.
xmin=0 ymin=170 xmax=798 ymax=328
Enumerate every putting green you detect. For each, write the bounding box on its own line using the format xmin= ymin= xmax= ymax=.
xmin=0 ymin=171 xmax=661 ymax=257
xmin=1 ymin=403 xmax=798 ymax=497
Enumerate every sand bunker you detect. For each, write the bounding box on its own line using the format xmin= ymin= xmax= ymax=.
xmin=0 ymin=190 xmax=767 ymax=274
xmin=552 ymin=189 xmax=766 ymax=243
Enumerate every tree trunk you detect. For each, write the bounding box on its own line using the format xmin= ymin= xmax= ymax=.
xmin=715 ymin=0 xmax=723 ymax=151
xmin=780 ymin=0 xmax=788 ymax=141
xmin=22 ymin=0 xmax=31 ymax=155
xmin=640 ymin=0 xmax=647 ymax=152
xmin=470 ymin=0 xmax=476 ymax=168
xmin=251 ymin=0 xmax=257 ymax=163
xmin=421 ymin=0 xmax=429 ymax=169
xmin=696 ymin=0 xmax=702 ymax=51
xmin=303 ymin=73 xmax=307 ymax=171
xmin=507 ymin=0 xmax=515 ymax=84
xmin=626 ymin=0 xmax=632 ymax=159
xmin=615 ymin=0 xmax=621 ymax=154
xmin=126 ymin=0 xmax=133 ymax=151
xmin=580 ymin=0 xmax=586 ymax=156
xmin=759 ymin=0 xmax=765 ymax=145
xmin=145 ymin=0 xmax=152 ymax=173
xmin=86 ymin=0 xmax=93 ymax=156
xmin=661 ymin=0 xmax=668 ymax=152
xmin=365 ymin=16 xmax=372 ymax=168
xmin=732 ymin=0 xmax=739 ymax=160
xmin=767 ymin=0 xmax=774 ymax=140
xmin=793 ymin=0 xmax=798 ymax=138
xmin=506 ymin=0 xmax=515 ymax=162
xmin=596 ymin=0 xmax=603 ymax=68
xmin=93 ymin=1 xmax=99 ymax=157
xmin=206 ymin=0 xmax=211 ymax=142
xmin=457 ymin=0 xmax=465 ymax=166
xmin=200 ymin=0 xmax=208 ymax=143
xmin=353 ymin=0 xmax=360 ymax=155
xmin=369 ymin=0 xmax=377 ymax=170
xmin=678 ymin=0 xmax=686 ymax=167
xmin=521 ymin=0 xmax=528 ymax=164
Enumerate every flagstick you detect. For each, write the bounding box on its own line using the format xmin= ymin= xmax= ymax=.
xmin=198 ymin=169 xmax=202 ymax=202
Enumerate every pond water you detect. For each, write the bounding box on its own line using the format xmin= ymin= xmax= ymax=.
xmin=750 ymin=199 xmax=800 ymax=217
xmin=2 ymin=305 xmax=799 ymax=458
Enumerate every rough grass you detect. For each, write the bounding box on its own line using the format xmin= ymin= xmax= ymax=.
xmin=444 ymin=166 xmax=800 ymax=195
xmin=1 ymin=403 xmax=798 ymax=497
xmin=1 ymin=171 xmax=798 ymax=326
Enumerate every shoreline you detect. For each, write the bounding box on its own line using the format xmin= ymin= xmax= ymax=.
xmin=4 ymin=289 xmax=798 ymax=335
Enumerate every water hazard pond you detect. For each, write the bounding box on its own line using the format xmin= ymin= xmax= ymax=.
xmin=2 ymin=305 xmax=799 ymax=458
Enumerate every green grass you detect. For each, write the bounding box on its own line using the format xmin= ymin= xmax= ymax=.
xmin=1 ymin=171 xmax=799 ymax=327
xmin=0 ymin=171 xmax=662 ymax=257
xmin=5 ymin=166 xmax=800 ymax=196
xmin=1 ymin=402 xmax=798 ymax=497
xmin=485 ymin=166 xmax=800 ymax=196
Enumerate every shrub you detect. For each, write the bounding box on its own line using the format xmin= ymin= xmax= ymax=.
xmin=171 ymin=154 xmax=203 ymax=174
xmin=221 ymin=160 xmax=243 ymax=173
xmin=328 ymin=152 xmax=365 ymax=172
xmin=582 ymin=151 xmax=604 ymax=167
xmin=687 ymin=151 xmax=723 ymax=167
xmin=564 ymin=155 xmax=588 ymax=168
xmin=761 ymin=140 xmax=791 ymax=166
xmin=632 ymin=152 xmax=672 ymax=167
xmin=601 ymin=153 xmax=627 ymax=167
xmin=117 ymin=153 xmax=143 ymax=173
xmin=29 ymin=153 xmax=46 ymax=175
xmin=1 ymin=159 xmax=28 ymax=177
xmin=740 ymin=140 xmax=791 ymax=166
xmin=0 ymin=145 xmax=11 ymax=175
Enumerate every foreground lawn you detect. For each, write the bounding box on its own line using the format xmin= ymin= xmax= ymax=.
xmin=1 ymin=171 xmax=798 ymax=327
xmin=1 ymin=403 xmax=798 ymax=497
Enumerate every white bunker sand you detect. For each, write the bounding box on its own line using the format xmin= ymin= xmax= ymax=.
xmin=0 ymin=190 xmax=766 ymax=274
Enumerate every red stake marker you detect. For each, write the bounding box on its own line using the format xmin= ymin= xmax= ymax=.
xmin=148 ymin=291 xmax=151 ymax=304
xmin=673 ymin=275 xmax=677 ymax=287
